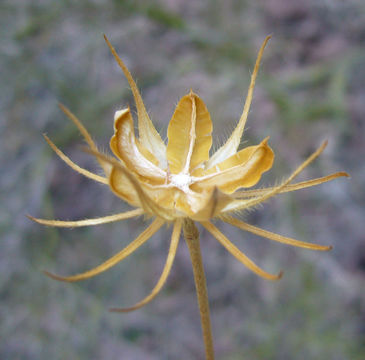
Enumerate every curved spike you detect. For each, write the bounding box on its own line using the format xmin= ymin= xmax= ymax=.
xmin=233 ymin=172 xmax=350 ymax=198
xmin=43 ymin=218 xmax=164 ymax=282
xmin=27 ymin=209 xmax=144 ymax=228
xmin=58 ymin=103 xmax=98 ymax=151
xmin=223 ymin=216 xmax=332 ymax=251
xmin=103 ymin=35 xmax=166 ymax=165
xmin=207 ymin=36 xmax=271 ymax=168
xmin=201 ymin=221 xmax=282 ymax=280
xmin=43 ymin=134 xmax=108 ymax=184
xmin=58 ymin=103 xmax=108 ymax=172
xmin=110 ymin=219 xmax=182 ymax=312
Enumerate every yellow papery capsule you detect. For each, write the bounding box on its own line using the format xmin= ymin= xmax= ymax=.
xmin=29 ymin=34 xmax=349 ymax=359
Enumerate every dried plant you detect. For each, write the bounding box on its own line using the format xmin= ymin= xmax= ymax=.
xmin=29 ymin=35 xmax=348 ymax=359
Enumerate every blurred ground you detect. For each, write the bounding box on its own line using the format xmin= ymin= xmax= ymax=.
xmin=1 ymin=0 xmax=365 ymax=359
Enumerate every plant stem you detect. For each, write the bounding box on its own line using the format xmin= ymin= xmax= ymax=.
xmin=183 ymin=219 xmax=215 ymax=360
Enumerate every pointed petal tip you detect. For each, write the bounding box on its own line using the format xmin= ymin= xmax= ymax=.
xmin=43 ymin=270 xmax=77 ymax=283
xmin=26 ymin=214 xmax=36 ymax=222
xmin=313 ymin=244 xmax=332 ymax=252
xmin=313 ymin=139 xmax=328 ymax=156
xmin=340 ymin=171 xmax=351 ymax=179
xmin=114 ymin=107 xmax=130 ymax=121
xmin=109 ymin=307 xmax=130 ymax=313
xmin=42 ymin=134 xmax=54 ymax=146
xmin=103 ymin=34 xmax=117 ymax=55
xmin=184 ymin=88 xmax=197 ymax=97
xmin=42 ymin=270 xmax=67 ymax=282
xmin=267 ymin=270 xmax=283 ymax=281
xmin=57 ymin=102 xmax=68 ymax=114
xmin=263 ymin=35 xmax=272 ymax=46
xmin=27 ymin=215 xmax=53 ymax=226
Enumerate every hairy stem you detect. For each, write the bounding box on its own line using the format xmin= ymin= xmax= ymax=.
xmin=183 ymin=219 xmax=215 ymax=360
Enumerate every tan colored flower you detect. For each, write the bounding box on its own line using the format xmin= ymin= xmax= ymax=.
xmin=29 ymin=35 xmax=348 ymax=312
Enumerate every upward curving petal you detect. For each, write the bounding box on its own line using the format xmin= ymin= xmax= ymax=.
xmin=103 ymin=35 xmax=166 ymax=167
xmin=207 ymin=36 xmax=271 ymax=168
xmin=223 ymin=140 xmax=329 ymax=212
xmin=110 ymin=108 xmax=166 ymax=184
xmin=167 ymin=91 xmax=212 ymax=174
xmin=192 ymin=138 xmax=274 ymax=194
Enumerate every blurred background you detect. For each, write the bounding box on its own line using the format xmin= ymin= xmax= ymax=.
xmin=1 ymin=0 xmax=364 ymax=359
